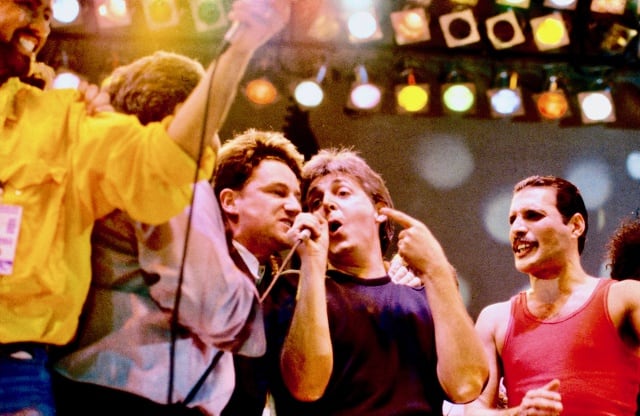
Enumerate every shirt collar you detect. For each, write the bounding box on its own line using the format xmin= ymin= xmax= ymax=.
xmin=232 ymin=240 xmax=261 ymax=281
xmin=0 ymin=77 xmax=24 ymax=126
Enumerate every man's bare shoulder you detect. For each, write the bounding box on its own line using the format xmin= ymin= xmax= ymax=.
xmin=476 ymin=301 xmax=511 ymax=350
xmin=480 ymin=299 xmax=512 ymax=318
xmin=608 ymin=278 xmax=640 ymax=311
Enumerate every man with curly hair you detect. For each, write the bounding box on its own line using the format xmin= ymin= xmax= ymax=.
xmin=607 ymin=216 xmax=640 ymax=281
xmin=607 ymin=215 xmax=640 ymax=416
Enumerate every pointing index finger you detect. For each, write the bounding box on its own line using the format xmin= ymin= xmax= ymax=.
xmin=380 ymin=207 xmax=416 ymax=229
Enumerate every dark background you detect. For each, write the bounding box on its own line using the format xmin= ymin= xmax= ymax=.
xmin=41 ymin=0 xmax=640 ymax=318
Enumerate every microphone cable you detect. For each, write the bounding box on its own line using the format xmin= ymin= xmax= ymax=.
xmin=166 ymin=34 xmax=232 ymax=406
xmin=258 ymin=230 xmax=310 ymax=303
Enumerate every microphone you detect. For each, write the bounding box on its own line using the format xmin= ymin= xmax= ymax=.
xmin=297 ymin=228 xmax=312 ymax=243
xmin=218 ymin=20 xmax=241 ymax=55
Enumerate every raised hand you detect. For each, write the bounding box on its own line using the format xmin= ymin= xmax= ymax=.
xmin=380 ymin=207 xmax=453 ymax=284
xmin=387 ymin=254 xmax=423 ymax=288
xmin=517 ymin=379 xmax=563 ymax=416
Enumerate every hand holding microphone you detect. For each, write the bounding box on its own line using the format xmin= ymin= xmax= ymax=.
xmin=221 ymin=0 xmax=293 ymax=54
xmin=297 ymin=228 xmax=311 ymax=243
xmin=259 ymin=222 xmax=315 ymax=303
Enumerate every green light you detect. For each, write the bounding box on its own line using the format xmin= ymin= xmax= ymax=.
xmin=443 ymin=84 xmax=475 ymax=113
xmin=197 ymin=0 xmax=220 ymax=25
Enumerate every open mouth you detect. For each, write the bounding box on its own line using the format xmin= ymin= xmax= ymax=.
xmin=328 ymin=220 xmax=342 ymax=233
xmin=16 ymin=34 xmax=38 ymax=56
xmin=513 ymin=238 xmax=537 ymax=256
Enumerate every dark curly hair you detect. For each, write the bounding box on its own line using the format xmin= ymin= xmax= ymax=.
xmin=606 ymin=217 xmax=640 ymax=281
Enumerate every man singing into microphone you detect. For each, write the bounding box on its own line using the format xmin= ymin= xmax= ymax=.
xmin=261 ymin=148 xmax=489 ymax=415
xmin=212 ymin=129 xmax=306 ymax=416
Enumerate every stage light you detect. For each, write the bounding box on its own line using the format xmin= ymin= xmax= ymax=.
xmin=52 ymin=69 xmax=81 ymax=89
xmin=591 ymin=0 xmax=626 ymax=14
xmin=441 ymin=70 xmax=476 ymax=115
xmin=347 ymin=12 xmax=382 ymax=42
xmin=395 ymin=70 xmax=429 ymax=114
xmin=487 ymin=71 xmax=524 ymax=118
xmin=578 ymin=90 xmax=616 ymax=124
xmin=142 ymin=0 xmax=180 ymax=30
xmin=543 ymin=0 xmax=578 ymax=10
xmin=530 ymin=12 xmax=569 ymax=51
xmin=189 ymin=0 xmax=228 ymax=32
xmin=496 ymin=0 xmax=530 ymax=9
xmin=51 ymin=51 xmax=82 ymax=90
xmin=293 ymin=64 xmax=327 ymax=109
xmin=347 ymin=65 xmax=382 ymax=111
xmin=534 ymin=75 xmax=569 ymax=120
xmin=52 ymin=0 xmax=81 ymax=25
xmin=245 ymin=78 xmax=278 ymax=106
xmin=95 ymin=0 xmax=132 ymax=29
xmin=601 ymin=23 xmax=638 ymax=55
xmin=438 ymin=8 xmax=481 ymax=48
xmin=390 ymin=8 xmax=430 ymax=45
xmin=442 ymin=83 xmax=476 ymax=113
xmin=342 ymin=0 xmax=382 ymax=43
xmin=485 ymin=9 xmax=526 ymax=50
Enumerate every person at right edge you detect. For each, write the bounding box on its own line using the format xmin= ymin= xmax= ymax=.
xmin=464 ymin=175 xmax=640 ymax=416
xmin=606 ymin=214 xmax=640 ymax=416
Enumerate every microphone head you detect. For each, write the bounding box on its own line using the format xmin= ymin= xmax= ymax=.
xmin=299 ymin=228 xmax=312 ymax=241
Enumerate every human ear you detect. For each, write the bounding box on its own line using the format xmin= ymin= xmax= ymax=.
xmin=219 ymin=188 xmax=238 ymax=216
xmin=569 ymin=212 xmax=586 ymax=237
xmin=375 ymin=202 xmax=388 ymax=224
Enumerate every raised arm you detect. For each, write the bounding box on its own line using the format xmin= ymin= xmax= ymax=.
xmin=167 ymin=0 xmax=291 ymax=159
xmin=140 ymin=181 xmax=265 ymax=356
xmin=381 ymin=207 xmax=489 ymax=403
xmin=279 ymin=213 xmax=333 ymax=401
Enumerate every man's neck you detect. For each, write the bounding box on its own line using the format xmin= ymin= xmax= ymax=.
xmin=329 ymin=245 xmax=387 ymax=278
xmin=329 ymin=258 xmax=387 ymax=279
xmin=526 ymin=273 xmax=599 ymax=319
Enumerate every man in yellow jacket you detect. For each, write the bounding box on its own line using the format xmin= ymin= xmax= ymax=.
xmin=0 ymin=0 xmax=292 ymax=414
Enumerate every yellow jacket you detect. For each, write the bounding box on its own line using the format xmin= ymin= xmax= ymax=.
xmin=0 ymin=78 xmax=213 ymax=345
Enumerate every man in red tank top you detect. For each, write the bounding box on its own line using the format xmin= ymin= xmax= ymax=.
xmin=465 ymin=175 xmax=640 ymax=416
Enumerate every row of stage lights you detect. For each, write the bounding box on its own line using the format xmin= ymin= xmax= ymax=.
xmin=49 ymin=0 xmax=640 ymax=55
xmin=346 ymin=0 xmax=639 ymax=54
xmin=242 ymin=61 xmax=621 ymax=124
xmin=47 ymin=0 xmax=639 ymax=125
xmin=51 ymin=0 xmax=229 ymax=32
xmin=49 ymin=49 xmax=622 ymax=124
xmin=238 ymin=0 xmax=637 ymax=124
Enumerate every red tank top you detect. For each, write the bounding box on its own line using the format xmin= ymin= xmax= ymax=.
xmin=502 ymin=278 xmax=640 ymax=415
